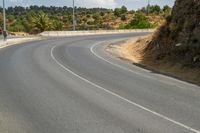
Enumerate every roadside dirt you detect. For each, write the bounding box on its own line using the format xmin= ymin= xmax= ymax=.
xmin=106 ymin=35 xmax=200 ymax=86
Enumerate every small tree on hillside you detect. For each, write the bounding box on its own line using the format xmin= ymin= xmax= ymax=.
xmin=125 ymin=12 xmax=155 ymax=29
xmin=121 ymin=6 xmax=128 ymax=14
xmin=149 ymin=5 xmax=161 ymax=14
xmin=163 ymin=5 xmax=172 ymax=16
xmin=121 ymin=14 xmax=127 ymax=21
xmin=114 ymin=6 xmax=128 ymax=17
xmin=114 ymin=8 xmax=121 ymax=17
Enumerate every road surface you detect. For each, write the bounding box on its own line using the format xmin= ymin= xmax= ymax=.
xmin=0 ymin=33 xmax=200 ymax=133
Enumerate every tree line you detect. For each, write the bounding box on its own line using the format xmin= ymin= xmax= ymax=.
xmin=0 ymin=5 xmax=172 ymax=34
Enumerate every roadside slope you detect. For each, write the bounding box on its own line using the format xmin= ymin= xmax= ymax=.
xmin=107 ymin=0 xmax=200 ymax=85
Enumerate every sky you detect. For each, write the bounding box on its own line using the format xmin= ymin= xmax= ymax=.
xmin=2 ymin=0 xmax=176 ymax=10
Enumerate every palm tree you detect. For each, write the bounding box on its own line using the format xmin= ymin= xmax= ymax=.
xmin=31 ymin=11 xmax=51 ymax=32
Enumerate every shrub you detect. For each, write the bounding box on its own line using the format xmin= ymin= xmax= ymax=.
xmin=125 ymin=13 xmax=156 ymax=29
xmin=114 ymin=8 xmax=121 ymax=17
xmin=121 ymin=14 xmax=127 ymax=21
xmin=121 ymin=6 xmax=128 ymax=14
xmin=114 ymin=6 xmax=128 ymax=17
xmin=52 ymin=19 xmax=64 ymax=30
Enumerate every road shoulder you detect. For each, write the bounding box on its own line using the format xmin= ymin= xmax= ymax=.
xmin=0 ymin=36 xmax=45 ymax=49
xmin=106 ymin=36 xmax=200 ymax=86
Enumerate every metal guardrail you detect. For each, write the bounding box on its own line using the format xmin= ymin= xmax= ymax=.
xmin=40 ymin=29 xmax=155 ymax=37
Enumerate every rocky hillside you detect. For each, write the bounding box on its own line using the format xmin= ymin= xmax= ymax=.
xmin=146 ymin=0 xmax=200 ymax=67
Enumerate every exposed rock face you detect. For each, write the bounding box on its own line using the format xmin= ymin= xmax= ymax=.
xmin=147 ymin=0 xmax=200 ymax=67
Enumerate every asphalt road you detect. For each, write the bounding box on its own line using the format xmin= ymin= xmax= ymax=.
xmin=0 ymin=33 xmax=200 ymax=133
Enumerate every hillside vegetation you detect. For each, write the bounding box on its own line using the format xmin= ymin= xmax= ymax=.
xmin=146 ymin=0 xmax=200 ymax=68
xmin=0 ymin=5 xmax=172 ymax=34
xmin=108 ymin=0 xmax=200 ymax=84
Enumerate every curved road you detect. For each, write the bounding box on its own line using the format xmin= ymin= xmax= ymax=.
xmin=0 ymin=33 xmax=200 ymax=133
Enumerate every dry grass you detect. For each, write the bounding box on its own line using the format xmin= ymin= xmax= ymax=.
xmin=9 ymin=32 xmax=30 ymax=36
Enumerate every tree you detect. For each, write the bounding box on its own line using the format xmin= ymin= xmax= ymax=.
xmin=149 ymin=5 xmax=161 ymax=14
xmin=125 ymin=13 xmax=155 ymax=29
xmin=31 ymin=11 xmax=52 ymax=32
xmin=114 ymin=8 xmax=121 ymax=17
xmin=121 ymin=6 xmax=128 ymax=14
xmin=114 ymin=6 xmax=128 ymax=17
xmin=21 ymin=18 xmax=32 ymax=33
xmin=121 ymin=14 xmax=127 ymax=21
xmin=137 ymin=5 xmax=162 ymax=15
xmin=92 ymin=13 xmax=100 ymax=20
xmin=9 ymin=20 xmax=25 ymax=32
xmin=52 ymin=19 xmax=63 ymax=30
xmin=163 ymin=5 xmax=172 ymax=16
xmin=100 ymin=12 xmax=105 ymax=16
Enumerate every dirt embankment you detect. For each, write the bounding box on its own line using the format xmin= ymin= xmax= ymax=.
xmin=107 ymin=0 xmax=200 ymax=85
xmin=106 ymin=35 xmax=200 ymax=85
xmin=147 ymin=0 xmax=200 ymax=67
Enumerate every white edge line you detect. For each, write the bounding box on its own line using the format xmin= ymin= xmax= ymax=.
xmin=51 ymin=44 xmax=200 ymax=133
xmin=90 ymin=41 xmax=156 ymax=80
xmin=90 ymin=41 xmax=199 ymax=89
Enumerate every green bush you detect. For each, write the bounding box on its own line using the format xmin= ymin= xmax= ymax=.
xmin=114 ymin=6 xmax=128 ymax=17
xmin=52 ymin=19 xmax=64 ymax=30
xmin=124 ymin=13 xmax=156 ymax=29
xmin=119 ymin=23 xmax=126 ymax=29
xmin=114 ymin=8 xmax=121 ymax=17
xmin=121 ymin=14 xmax=127 ymax=21
xmin=163 ymin=5 xmax=172 ymax=16
xmin=121 ymin=6 xmax=128 ymax=14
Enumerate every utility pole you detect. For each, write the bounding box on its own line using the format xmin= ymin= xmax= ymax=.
xmin=72 ymin=0 xmax=75 ymax=31
xmin=3 ymin=0 xmax=7 ymax=41
xmin=147 ymin=0 xmax=150 ymax=16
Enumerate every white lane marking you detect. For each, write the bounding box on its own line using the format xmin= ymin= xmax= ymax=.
xmin=51 ymin=44 xmax=200 ymax=133
xmin=90 ymin=42 xmax=156 ymax=80
xmin=90 ymin=42 xmax=199 ymax=89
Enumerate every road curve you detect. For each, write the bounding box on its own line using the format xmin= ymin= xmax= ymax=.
xmin=0 ymin=33 xmax=200 ymax=133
